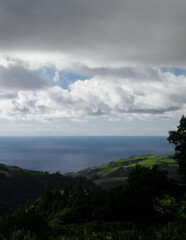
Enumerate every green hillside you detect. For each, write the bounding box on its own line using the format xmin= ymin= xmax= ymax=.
xmin=0 ymin=163 xmax=95 ymax=216
xmin=69 ymin=155 xmax=179 ymax=189
xmin=0 ymin=163 xmax=45 ymax=177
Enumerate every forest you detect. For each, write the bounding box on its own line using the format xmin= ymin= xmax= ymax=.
xmin=0 ymin=116 xmax=186 ymax=239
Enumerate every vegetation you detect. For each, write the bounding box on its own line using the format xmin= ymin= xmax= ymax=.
xmin=168 ymin=114 xmax=186 ymax=181
xmin=69 ymin=155 xmax=179 ymax=189
xmin=0 ymin=164 xmax=185 ymax=239
xmin=0 ymin=164 xmax=95 ymax=215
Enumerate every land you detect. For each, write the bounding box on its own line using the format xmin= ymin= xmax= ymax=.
xmin=0 ymin=154 xmax=179 ymax=215
xmin=0 ymin=163 xmax=94 ymax=215
xmin=68 ymin=155 xmax=179 ymax=189
xmin=0 ymin=155 xmax=185 ymax=240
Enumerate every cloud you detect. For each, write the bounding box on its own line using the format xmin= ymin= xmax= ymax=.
xmin=69 ymin=65 xmax=162 ymax=81
xmin=0 ymin=64 xmax=49 ymax=90
xmin=0 ymin=68 xmax=185 ymax=121
xmin=0 ymin=92 xmax=17 ymax=99
xmin=53 ymin=71 xmax=60 ymax=83
xmin=0 ymin=0 xmax=186 ymax=67
xmin=0 ymin=0 xmax=185 ymax=136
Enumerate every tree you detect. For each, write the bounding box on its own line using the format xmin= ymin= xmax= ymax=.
xmin=167 ymin=115 xmax=186 ymax=180
xmin=124 ymin=165 xmax=170 ymax=224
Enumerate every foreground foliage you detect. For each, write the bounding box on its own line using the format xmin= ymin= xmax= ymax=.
xmin=168 ymin=114 xmax=186 ymax=181
xmin=0 ymin=165 xmax=185 ymax=240
xmin=0 ymin=165 xmax=94 ymax=215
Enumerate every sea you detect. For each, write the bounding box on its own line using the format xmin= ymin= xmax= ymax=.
xmin=0 ymin=136 xmax=174 ymax=174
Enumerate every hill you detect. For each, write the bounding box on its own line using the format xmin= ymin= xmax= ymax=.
xmin=0 ymin=155 xmax=179 ymax=214
xmin=68 ymin=155 xmax=179 ymax=189
xmin=1 ymin=159 xmax=185 ymax=240
xmin=0 ymin=163 xmax=95 ymax=215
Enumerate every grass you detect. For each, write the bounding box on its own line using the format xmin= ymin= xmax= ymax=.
xmin=71 ymin=155 xmax=177 ymax=180
xmin=0 ymin=163 xmax=45 ymax=177
xmin=97 ymin=166 xmax=120 ymax=177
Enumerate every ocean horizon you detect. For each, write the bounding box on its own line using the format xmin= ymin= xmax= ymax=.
xmin=0 ymin=136 xmax=174 ymax=174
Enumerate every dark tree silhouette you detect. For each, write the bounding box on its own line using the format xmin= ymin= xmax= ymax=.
xmin=168 ymin=115 xmax=186 ymax=181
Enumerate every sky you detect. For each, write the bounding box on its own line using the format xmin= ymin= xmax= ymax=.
xmin=0 ymin=0 xmax=185 ymax=136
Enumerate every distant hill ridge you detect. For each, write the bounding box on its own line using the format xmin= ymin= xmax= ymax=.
xmin=68 ymin=155 xmax=179 ymax=189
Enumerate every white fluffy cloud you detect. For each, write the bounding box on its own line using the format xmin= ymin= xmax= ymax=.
xmin=0 ymin=64 xmax=185 ymax=121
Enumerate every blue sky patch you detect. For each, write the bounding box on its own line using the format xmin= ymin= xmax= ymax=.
xmin=59 ymin=71 xmax=91 ymax=89
xmin=33 ymin=68 xmax=91 ymax=89
xmin=161 ymin=67 xmax=186 ymax=76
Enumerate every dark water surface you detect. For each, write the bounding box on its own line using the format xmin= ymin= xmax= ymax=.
xmin=0 ymin=136 xmax=174 ymax=173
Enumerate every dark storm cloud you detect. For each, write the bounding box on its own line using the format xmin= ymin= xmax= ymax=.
xmin=0 ymin=0 xmax=186 ymax=66
xmin=124 ymin=106 xmax=181 ymax=115
xmin=0 ymin=64 xmax=49 ymax=90
xmin=70 ymin=65 xmax=162 ymax=81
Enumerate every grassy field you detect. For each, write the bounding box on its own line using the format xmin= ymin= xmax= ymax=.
xmin=0 ymin=163 xmax=45 ymax=177
xmin=70 ymin=155 xmax=178 ymax=189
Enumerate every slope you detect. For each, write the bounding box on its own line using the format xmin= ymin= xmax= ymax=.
xmin=69 ymin=155 xmax=179 ymax=189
